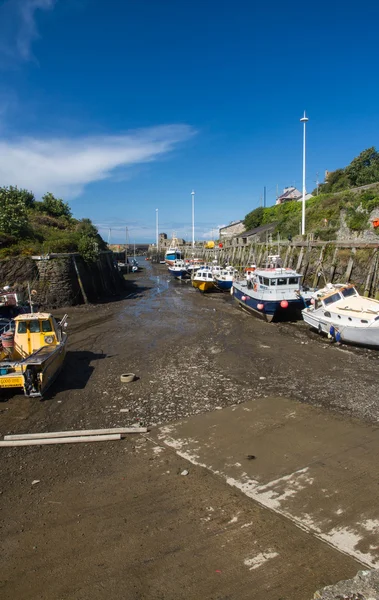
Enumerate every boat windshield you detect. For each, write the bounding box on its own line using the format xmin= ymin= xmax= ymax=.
xmin=341 ymin=287 xmax=357 ymax=298
xmin=324 ymin=292 xmax=342 ymax=306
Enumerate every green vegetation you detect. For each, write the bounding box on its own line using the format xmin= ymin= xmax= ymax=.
xmin=318 ymin=147 xmax=379 ymax=194
xmin=243 ymin=148 xmax=379 ymax=240
xmin=0 ymin=186 xmax=106 ymax=260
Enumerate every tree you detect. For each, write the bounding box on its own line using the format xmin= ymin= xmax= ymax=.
xmin=0 ymin=187 xmax=29 ymax=236
xmin=243 ymin=206 xmax=264 ymax=231
xmin=38 ymin=192 xmax=72 ymax=218
xmin=345 ymin=147 xmax=379 ymax=187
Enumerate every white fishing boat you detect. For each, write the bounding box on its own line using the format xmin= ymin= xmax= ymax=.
xmin=214 ymin=267 xmax=239 ymax=291
xmin=232 ymin=256 xmax=313 ymax=321
xmin=302 ymin=284 xmax=379 ymax=347
xmin=168 ymin=259 xmax=189 ymax=280
xmin=165 ymin=235 xmax=182 ymax=266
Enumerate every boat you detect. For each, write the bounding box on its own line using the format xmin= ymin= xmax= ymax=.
xmin=165 ymin=235 xmax=182 ymax=266
xmin=302 ymin=283 xmax=379 ymax=347
xmin=192 ymin=267 xmax=217 ymax=292
xmin=214 ymin=267 xmax=239 ymax=291
xmin=0 ymin=312 xmax=68 ymax=397
xmin=168 ymin=259 xmax=189 ymax=280
xmin=232 ymin=256 xmax=313 ymax=322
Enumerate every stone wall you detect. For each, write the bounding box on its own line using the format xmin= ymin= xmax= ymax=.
xmin=312 ymin=569 xmax=379 ymax=599
xmin=0 ymin=252 xmax=124 ymax=309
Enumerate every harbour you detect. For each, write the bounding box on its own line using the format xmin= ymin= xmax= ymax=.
xmin=2 ymin=258 xmax=379 ymax=599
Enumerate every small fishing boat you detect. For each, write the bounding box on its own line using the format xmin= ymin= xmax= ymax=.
xmin=165 ymin=235 xmax=182 ymax=266
xmin=302 ymin=284 xmax=379 ymax=347
xmin=232 ymin=260 xmax=312 ymax=322
xmin=168 ymin=259 xmax=189 ymax=280
xmin=0 ymin=312 xmax=68 ymax=397
xmin=192 ymin=267 xmax=216 ymax=292
xmin=214 ymin=267 xmax=239 ymax=291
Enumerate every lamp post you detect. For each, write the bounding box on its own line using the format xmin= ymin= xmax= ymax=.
xmin=191 ymin=190 xmax=195 ymax=249
xmin=156 ymin=208 xmax=159 ymax=256
xmin=300 ymin=111 xmax=309 ymax=236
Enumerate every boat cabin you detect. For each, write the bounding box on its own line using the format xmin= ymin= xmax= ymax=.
xmin=4 ymin=313 xmax=61 ymax=360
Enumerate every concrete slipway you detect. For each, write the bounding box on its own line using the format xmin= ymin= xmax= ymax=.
xmin=156 ymin=395 xmax=379 ymax=572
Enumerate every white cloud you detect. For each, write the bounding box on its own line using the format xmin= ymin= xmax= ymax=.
xmin=0 ymin=124 xmax=195 ymax=197
xmin=0 ymin=0 xmax=56 ymax=64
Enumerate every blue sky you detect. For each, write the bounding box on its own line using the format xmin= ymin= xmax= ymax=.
xmin=0 ymin=0 xmax=379 ymax=242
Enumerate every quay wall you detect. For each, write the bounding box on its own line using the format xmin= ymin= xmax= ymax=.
xmin=0 ymin=251 xmax=124 ymax=308
xmin=148 ymin=241 xmax=379 ymax=298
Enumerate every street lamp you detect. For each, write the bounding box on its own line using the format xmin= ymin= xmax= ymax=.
xmin=156 ymin=208 xmax=159 ymax=254
xmin=300 ymin=111 xmax=309 ymax=236
xmin=191 ymin=190 xmax=195 ymax=248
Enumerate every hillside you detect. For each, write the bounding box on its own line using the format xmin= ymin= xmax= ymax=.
xmin=0 ymin=187 xmax=106 ymax=261
xmin=243 ymin=147 xmax=379 ymax=240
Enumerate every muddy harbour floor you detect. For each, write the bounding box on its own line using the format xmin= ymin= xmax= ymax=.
xmin=1 ymin=259 xmax=379 ymax=600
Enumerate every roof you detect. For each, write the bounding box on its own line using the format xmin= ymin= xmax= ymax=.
xmin=242 ymin=222 xmax=279 ymax=237
xmin=277 ymin=186 xmax=302 ymax=201
xmin=14 ymin=313 xmax=53 ymax=321
xmin=219 ymin=220 xmax=243 ymax=230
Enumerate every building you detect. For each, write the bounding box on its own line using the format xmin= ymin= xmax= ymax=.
xmin=219 ymin=220 xmax=245 ymax=238
xmin=234 ymin=222 xmax=279 ymax=245
xmin=275 ymin=187 xmax=302 ymax=204
xmin=276 ymin=186 xmax=313 ymax=205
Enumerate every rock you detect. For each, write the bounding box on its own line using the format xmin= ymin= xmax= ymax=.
xmin=312 ymin=569 xmax=379 ymax=599
xmin=31 ymin=480 xmax=40 ymax=486
xmin=180 ymin=469 xmax=189 ymax=476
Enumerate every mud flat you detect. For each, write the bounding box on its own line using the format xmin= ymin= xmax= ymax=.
xmin=1 ymin=259 xmax=378 ymax=599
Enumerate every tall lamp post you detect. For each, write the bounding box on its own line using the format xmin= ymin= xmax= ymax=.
xmin=155 ymin=208 xmax=159 ymax=256
xmin=300 ymin=111 xmax=309 ymax=236
xmin=191 ymin=190 xmax=195 ymax=249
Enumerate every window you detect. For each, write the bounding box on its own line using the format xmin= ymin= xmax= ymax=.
xmin=270 ymin=279 xmax=276 ymax=286
xmin=263 ymin=278 xmax=270 ymax=286
xmin=361 ymin=319 xmax=368 ymax=324
xmin=288 ymin=277 xmax=299 ymax=285
xmin=324 ymin=293 xmax=341 ymax=306
xmin=41 ymin=320 xmax=53 ymax=333
xmin=29 ymin=320 xmax=40 ymax=333
xmin=277 ymin=278 xmax=288 ymax=286
xmin=324 ymin=311 xmax=331 ymax=318
xmin=342 ymin=287 xmax=357 ymax=298
xmin=259 ymin=276 xmax=264 ymax=284
xmin=18 ymin=321 xmax=27 ymax=334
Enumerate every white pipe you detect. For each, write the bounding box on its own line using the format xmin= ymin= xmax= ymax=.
xmin=4 ymin=427 xmax=147 ymax=441
xmin=0 ymin=434 xmax=121 ymax=447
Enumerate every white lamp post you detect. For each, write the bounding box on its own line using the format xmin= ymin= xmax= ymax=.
xmin=300 ymin=111 xmax=309 ymax=236
xmin=191 ymin=190 xmax=195 ymax=248
xmin=156 ymin=208 xmax=159 ymax=254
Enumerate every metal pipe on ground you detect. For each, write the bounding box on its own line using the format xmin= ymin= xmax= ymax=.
xmin=0 ymin=434 xmax=122 ymax=447
xmin=4 ymin=427 xmax=148 ymax=441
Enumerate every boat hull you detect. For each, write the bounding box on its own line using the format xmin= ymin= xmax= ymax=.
xmin=233 ymin=285 xmax=305 ymax=322
xmin=214 ymin=278 xmax=233 ymax=291
xmin=192 ymin=280 xmax=215 ymax=293
xmin=302 ymin=310 xmax=379 ymax=348
xmin=168 ymin=268 xmax=188 ymax=280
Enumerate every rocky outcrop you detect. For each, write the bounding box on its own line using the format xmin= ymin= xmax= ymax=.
xmin=313 ymin=569 xmax=379 ymax=599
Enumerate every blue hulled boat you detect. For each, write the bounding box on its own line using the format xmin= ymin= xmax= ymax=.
xmin=168 ymin=259 xmax=189 ymax=280
xmin=165 ymin=236 xmax=182 ymax=266
xmin=232 ymin=260 xmax=313 ymax=322
xmin=214 ymin=268 xmax=238 ymax=291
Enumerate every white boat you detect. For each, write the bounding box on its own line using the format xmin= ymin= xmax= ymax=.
xmin=192 ymin=267 xmax=216 ymax=292
xmin=214 ymin=267 xmax=239 ymax=291
xmin=165 ymin=235 xmax=182 ymax=266
xmin=231 ymin=254 xmax=314 ymax=321
xmin=302 ymin=283 xmax=379 ymax=347
xmin=168 ymin=259 xmax=189 ymax=280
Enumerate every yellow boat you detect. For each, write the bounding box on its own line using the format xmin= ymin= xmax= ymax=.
xmin=192 ymin=267 xmax=216 ymax=292
xmin=0 ymin=312 xmax=68 ymax=397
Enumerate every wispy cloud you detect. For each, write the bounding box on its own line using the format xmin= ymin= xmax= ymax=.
xmin=0 ymin=124 xmax=195 ymax=197
xmin=0 ymin=0 xmax=56 ymax=64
